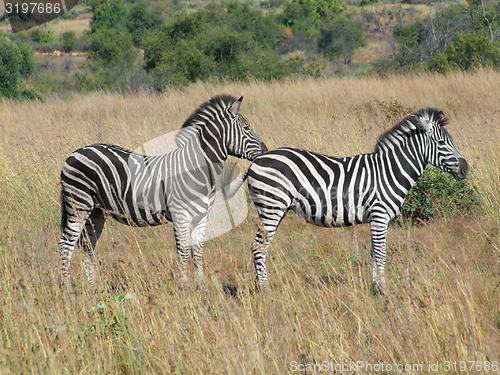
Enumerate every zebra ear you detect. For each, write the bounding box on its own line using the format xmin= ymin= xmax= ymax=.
xmin=412 ymin=114 xmax=433 ymax=132
xmin=229 ymin=96 xmax=244 ymax=115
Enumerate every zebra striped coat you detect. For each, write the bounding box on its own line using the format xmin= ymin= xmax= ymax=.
xmin=223 ymin=108 xmax=469 ymax=291
xmin=59 ymin=94 xmax=267 ymax=287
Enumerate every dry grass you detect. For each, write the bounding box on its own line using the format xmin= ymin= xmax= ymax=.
xmin=1 ymin=70 xmax=500 ymax=374
xmin=46 ymin=13 xmax=92 ymax=36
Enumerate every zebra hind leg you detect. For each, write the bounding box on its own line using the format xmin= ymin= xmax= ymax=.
xmin=251 ymin=220 xmax=274 ymax=291
xmin=58 ymin=209 xmax=91 ymax=289
xmin=80 ymin=208 xmax=106 ymax=288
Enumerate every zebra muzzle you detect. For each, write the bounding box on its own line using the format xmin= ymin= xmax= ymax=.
xmin=260 ymin=141 xmax=268 ymax=153
xmin=454 ymin=158 xmax=469 ymax=180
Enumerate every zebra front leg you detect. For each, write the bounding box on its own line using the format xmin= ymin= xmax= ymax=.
xmin=172 ymin=219 xmax=191 ymax=288
xmin=369 ymin=216 xmax=389 ymax=293
xmin=80 ymin=209 xmax=106 ymax=287
xmin=191 ymin=216 xmax=208 ymax=287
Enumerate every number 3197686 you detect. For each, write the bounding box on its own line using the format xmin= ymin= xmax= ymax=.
xmin=5 ymin=2 xmax=62 ymax=14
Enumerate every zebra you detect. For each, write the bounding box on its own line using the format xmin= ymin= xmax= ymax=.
xmin=223 ymin=108 xmax=469 ymax=291
xmin=58 ymin=94 xmax=267 ymax=288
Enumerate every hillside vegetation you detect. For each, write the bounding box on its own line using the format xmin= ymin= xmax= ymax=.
xmin=1 ymin=0 xmax=500 ymax=98
xmin=0 ymin=71 xmax=499 ymax=373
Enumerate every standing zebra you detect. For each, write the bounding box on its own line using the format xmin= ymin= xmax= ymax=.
xmin=223 ymin=108 xmax=469 ymax=290
xmin=59 ymin=94 xmax=267 ymax=288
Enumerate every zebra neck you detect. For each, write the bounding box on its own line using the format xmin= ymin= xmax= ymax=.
xmin=197 ymin=126 xmax=229 ymax=185
xmin=374 ymin=138 xmax=427 ymax=190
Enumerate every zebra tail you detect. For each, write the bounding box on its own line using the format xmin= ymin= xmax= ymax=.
xmin=221 ymin=162 xmax=248 ymax=200
xmin=60 ymin=189 xmax=67 ymax=232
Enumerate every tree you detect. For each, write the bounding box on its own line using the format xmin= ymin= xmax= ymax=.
xmin=281 ymin=0 xmax=346 ymax=36
xmin=433 ymin=31 xmax=500 ymax=71
xmin=389 ymin=5 xmax=472 ymax=71
xmin=0 ymin=35 xmax=39 ymax=100
xmin=460 ymin=0 xmax=500 ymax=41
xmin=87 ymin=0 xmax=137 ymax=66
xmin=143 ymin=4 xmax=291 ymax=89
xmin=318 ymin=15 xmax=366 ymax=62
xmin=127 ymin=0 xmax=166 ymax=46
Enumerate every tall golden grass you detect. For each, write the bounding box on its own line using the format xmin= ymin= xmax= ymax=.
xmin=0 ymin=70 xmax=499 ymax=374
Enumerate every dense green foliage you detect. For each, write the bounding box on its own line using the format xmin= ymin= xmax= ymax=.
xmin=61 ymin=31 xmax=77 ymax=53
xmin=381 ymin=1 xmax=500 ymax=73
xmin=143 ymin=3 xmax=292 ymax=88
xmin=398 ymin=167 xmax=480 ymax=225
xmin=30 ymin=28 xmax=58 ymax=44
xmin=88 ymin=0 xmax=137 ymax=66
xmin=0 ymin=34 xmax=40 ymax=100
xmin=3 ymin=0 xmax=499 ymax=96
xmin=433 ymin=31 xmax=500 ymax=71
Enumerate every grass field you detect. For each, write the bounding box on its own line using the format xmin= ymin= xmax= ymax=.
xmin=1 ymin=71 xmax=499 ymax=374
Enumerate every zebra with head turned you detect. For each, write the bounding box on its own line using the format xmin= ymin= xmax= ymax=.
xmin=59 ymin=94 xmax=267 ymax=288
xmin=223 ymin=108 xmax=469 ymax=291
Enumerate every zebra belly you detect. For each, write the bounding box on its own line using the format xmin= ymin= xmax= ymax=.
xmin=290 ymin=198 xmax=366 ymax=227
xmin=106 ymin=205 xmax=172 ymax=227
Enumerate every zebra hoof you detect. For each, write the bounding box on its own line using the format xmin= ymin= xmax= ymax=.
xmin=254 ymin=280 xmax=270 ymax=292
xmin=371 ymin=279 xmax=386 ymax=296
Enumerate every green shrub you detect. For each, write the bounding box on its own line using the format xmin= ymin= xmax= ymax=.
xmin=434 ymin=31 xmax=500 ymax=71
xmin=127 ymin=0 xmax=165 ymax=46
xmin=397 ymin=167 xmax=480 ymax=225
xmin=143 ymin=5 xmax=291 ymax=89
xmin=30 ymin=28 xmax=58 ymax=43
xmin=89 ymin=0 xmax=129 ymax=32
xmin=0 ymin=36 xmax=40 ymax=100
xmin=318 ymin=15 xmax=366 ymax=61
xmin=61 ymin=31 xmax=77 ymax=53
xmin=88 ymin=0 xmax=136 ymax=66
xmin=89 ymin=28 xmax=136 ymax=66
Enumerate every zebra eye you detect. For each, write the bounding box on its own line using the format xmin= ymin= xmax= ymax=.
xmin=437 ymin=139 xmax=446 ymax=145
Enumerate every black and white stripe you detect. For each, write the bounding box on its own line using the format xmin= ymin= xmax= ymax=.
xmin=224 ymin=108 xmax=468 ymax=290
xmin=59 ymin=94 xmax=267 ymax=287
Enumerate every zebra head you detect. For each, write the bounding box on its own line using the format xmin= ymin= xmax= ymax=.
xmin=226 ymin=96 xmax=268 ymax=160
xmin=411 ymin=108 xmax=469 ymax=180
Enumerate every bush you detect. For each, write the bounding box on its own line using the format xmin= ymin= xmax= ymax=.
xmin=88 ymin=0 xmax=136 ymax=66
xmin=318 ymin=15 xmax=366 ymax=61
xmin=397 ymin=167 xmax=480 ymax=225
xmin=61 ymin=31 xmax=77 ymax=53
xmin=0 ymin=36 xmax=40 ymax=100
xmin=30 ymin=28 xmax=58 ymax=43
xmin=143 ymin=5 xmax=291 ymax=89
xmin=433 ymin=31 xmax=500 ymax=71
xmin=89 ymin=28 xmax=136 ymax=66
xmin=89 ymin=0 xmax=129 ymax=32
xmin=385 ymin=6 xmax=473 ymax=73
xmin=127 ymin=0 xmax=165 ymax=46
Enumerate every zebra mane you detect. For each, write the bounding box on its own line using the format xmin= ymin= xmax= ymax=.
xmin=180 ymin=94 xmax=238 ymax=129
xmin=375 ymin=107 xmax=448 ymax=152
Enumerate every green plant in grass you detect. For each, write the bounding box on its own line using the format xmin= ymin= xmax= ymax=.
xmin=397 ymin=166 xmax=480 ymax=225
